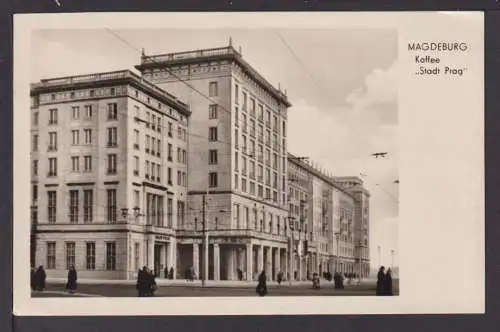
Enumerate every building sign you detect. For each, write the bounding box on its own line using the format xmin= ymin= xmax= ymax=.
xmin=155 ymin=235 xmax=170 ymax=241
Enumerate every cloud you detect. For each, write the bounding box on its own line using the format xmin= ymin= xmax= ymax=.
xmin=346 ymin=60 xmax=399 ymax=126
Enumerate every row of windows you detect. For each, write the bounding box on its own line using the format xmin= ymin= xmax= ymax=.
xmin=32 ymin=127 xmax=118 ymax=152
xmin=46 ymin=189 xmax=116 ymax=223
xmin=235 ymin=131 xmax=286 ymax=163
xmin=39 ymin=103 xmax=118 ymax=127
xmin=233 ymin=83 xmax=287 ymax=137
xmin=234 ymin=174 xmax=286 ymax=205
xmin=45 ymin=241 xmax=116 ymax=271
xmin=235 ymin=151 xmax=285 ymax=178
xmin=232 ymin=203 xmax=289 ymax=236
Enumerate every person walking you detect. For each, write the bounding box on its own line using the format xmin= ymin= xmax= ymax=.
xmin=256 ymin=270 xmax=268 ymax=296
xmin=30 ymin=267 xmax=36 ymax=291
xmin=376 ymin=266 xmax=386 ymax=296
xmin=136 ymin=266 xmax=149 ymax=297
xmin=384 ymin=268 xmax=394 ymax=296
xmin=148 ymin=268 xmax=157 ymax=296
xmin=66 ymin=265 xmax=78 ymax=294
xmin=35 ymin=265 xmax=46 ymax=292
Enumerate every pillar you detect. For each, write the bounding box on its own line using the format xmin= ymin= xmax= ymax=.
xmin=246 ymin=243 xmax=253 ymax=281
xmin=146 ymin=235 xmax=154 ymax=269
xmin=170 ymin=238 xmax=177 ymax=279
xmin=213 ymin=243 xmax=220 ymax=281
xmin=266 ymin=247 xmax=272 ymax=280
xmin=284 ymin=249 xmax=289 ymax=280
xmin=274 ymin=248 xmax=280 ymax=280
xmin=227 ymin=248 xmax=235 ymax=280
xmin=257 ymin=245 xmax=264 ymax=275
xmin=298 ymin=254 xmax=303 ymax=280
xmin=192 ymin=242 xmax=199 ymax=279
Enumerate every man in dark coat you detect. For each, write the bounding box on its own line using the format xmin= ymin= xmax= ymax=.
xmin=384 ymin=268 xmax=394 ymax=296
xmin=376 ymin=266 xmax=386 ymax=296
xmin=256 ymin=270 xmax=268 ymax=296
xmin=136 ymin=266 xmax=149 ymax=297
xmin=35 ymin=266 xmax=46 ymax=291
xmin=66 ymin=265 xmax=78 ymax=293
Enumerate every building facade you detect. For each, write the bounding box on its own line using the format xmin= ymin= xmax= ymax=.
xmin=30 ymin=44 xmax=372 ymax=281
xmin=287 ymin=155 xmax=370 ymax=279
xmin=135 ymin=44 xmax=292 ymax=281
xmin=30 ymin=70 xmax=190 ymax=280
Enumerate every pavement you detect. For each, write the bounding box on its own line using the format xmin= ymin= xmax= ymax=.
xmin=32 ymin=278 xmax=399 ymax=298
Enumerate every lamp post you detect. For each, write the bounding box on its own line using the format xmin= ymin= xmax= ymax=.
xmin=377 ymin=245 xmax=382 ymax=267
xmin=288 ymin=216 xmax=295 ymax=286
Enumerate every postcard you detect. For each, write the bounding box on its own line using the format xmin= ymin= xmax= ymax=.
xmin=13 ymin=11 xmax=484 ymax=315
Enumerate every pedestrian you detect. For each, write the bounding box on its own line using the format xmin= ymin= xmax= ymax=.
xmin=35 ymin=265 xmax=46 ymax=291
xmin=334 ymin=271 xmax=344 ymax=289
xmin=384 ymin=268 xmax=394 ymax=296
xmin=277 ymin=271 xmax=283 ymax=286
xmin=30 ymin=267 xmax=36 ymax=291
xmin=66 ymin=265 xmax=78 ymax=294
xmin=168 ymin=267 xmax=174 ymax=279
xmin=256 ymin=270 xmax=268 ymax=296
xmin=376 ymin=266 xmax=386 ymax=296
xmin=237 ymin=268 xmax=243 ymax=281
xmin=312 ymin=273 xmax=320 ymax=289
xmin=137 ymin=266 xmax=149 ymax=297
xmin=148 ymin=268 xmax=157 ymax=296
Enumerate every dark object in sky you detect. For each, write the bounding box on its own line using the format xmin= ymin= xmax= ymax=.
xmin=371 ymin=152 xmax=388 ymax=158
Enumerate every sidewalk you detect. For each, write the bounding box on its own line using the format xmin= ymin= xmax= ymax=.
xmin=46 ymin=277 xmax=381 ymax=288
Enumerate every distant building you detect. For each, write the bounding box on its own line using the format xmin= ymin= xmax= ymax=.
xmin=335 ymin=176 xmax=371 ymax=277
xmin=288 ymin=155 xmax=371 ymax=279
xmin=135 ymin=44 xmax=292 ymax=281
xmin=30 ymin=70 xmax=190 ymax=279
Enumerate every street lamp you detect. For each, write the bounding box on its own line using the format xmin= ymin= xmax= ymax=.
xmin=288 ymin=216 xmax=295 ymax=286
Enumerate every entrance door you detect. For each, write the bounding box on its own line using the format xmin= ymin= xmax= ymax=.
xmin=154 ymin=244 xmax=162 ymax=277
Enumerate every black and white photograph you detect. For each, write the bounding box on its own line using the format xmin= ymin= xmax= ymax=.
xmin=13 ymin=12 xmax=484 ymax=316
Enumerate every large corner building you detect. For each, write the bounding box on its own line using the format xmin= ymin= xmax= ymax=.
xmin=30 ymin=43 xmax=371 ymax=281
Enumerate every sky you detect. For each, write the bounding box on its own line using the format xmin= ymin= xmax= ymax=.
xmin=31 ymin=28 xmax=399 ymax=268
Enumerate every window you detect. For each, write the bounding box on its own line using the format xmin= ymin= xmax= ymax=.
xmin=107 ymin=103 xmax=118 ymax=120
xmin=106 ymin=242 xmax=116 ymax=270
xmin=209 ymin=172 xmax=218 ymax=188
xmin=235 ymin=84 xmax=239 ymax=104
xmin=134 ymin=243 xmax=140 ymax=271
xmin=157 ymin=164 xmax=161 ymax=181
xmin=32 ymin=112 xmax=39 ymax=126
xmin=107 ymin=154 xmax=117 ymax=174
xmin=145 ymin=135 xmax=150 ymax=152
xmin=134 ymin=130 xmax=140 ymax=149
xmin=209 ymin=81 xmax=218 ymax=97
xmin=84 ymin=156 xmax=92 ymax=172
xmin=183 ymin=150 xmax=187 ymax=164
xmin=235 ymin=107 xmax=239 ymax=127
xmin=209 ymin=149 xmax=218 ymax=164
xmin=72 ymin=106 xmax=80 ymax=119
xmin=49 ymin=108 xmax=58 ymax=125
xmin=48 ymin=158 xmax=57 ymax=177
xmin=32 ymin=134 xmax=38 ymax=151
xmin=133 ymin=156 xmax=140 ymax=176
xmin=266 ymin=110 xmax=271 ymax=125
xmin=209 ymin=127 xmax=218 ymax=141
xmin=72 ymin=129 xmax=80 ymax=144
xmin=145 ymin=161 xmax=150 ymax=177
xmin=48 ymin=132 xmax=57 ymax=151
xmin=152 ymin=114 xmax=156 ymax=130
xmin=68 ymin=190 xmax=79 ymax=223
xmin=273 ymin=115 xmax=278 ymax=131
xmin=83 ymin=189 xmax=93 ymax=223
xmin=168 ymin=122 xmax=173 ymax=137
xmin=177 ymin=170 xmax=182 ymax=185
xmin=65 ymin=242 xmax=76 ymax=269
xmin=250 ymin=119 xmax=256 ymax=137
xmin=157 ymin=117 xmax=161 ymax=132
xmin=242 ymin=178 xmax=247 ymax=193
xmin=234 ymin=174 xmax=239 ymax=189
xmin=258 ymin=185 xmax=263 ymax=198
xmin=250 ymin=181 xmax=256 ymax=195
xmin=47 ymin=191 xmax=57 ymax=223
xmin=107 ymin=127 xmax=117 ymax=147
xmin=86 ymin=242 xmax=96 ymax=270
xmin=168 ymin=144 xmax=173 ymax=161
xmin=81 ymin=129 xmax=91 ymax=145
xmin=235 ymin=152 xmax=239 ymax=171
xmin=282 ymin=120 xmax=286 ymax=137
xmin=177 ymin=148 xmax=181 ymax=162
xmin=157 ymin=140 xmax=161 ymax=156
xmin=107 ymin=189 xmax=117 ymax=223
xmin=168 ymin=167 xmax=172 ymax=185
xmin=258 ymin=105 xmax=264 ymax=120
xmin=209 ymin=104 xmax=218 ymax=119
xmin=251 ymin=98 xmax=256 ymax=116
xmin=134 ymin=190 xmax=140 ymax=209
xmin=242 ymin=92 xmax=247 ymax=110
xmin=85 ymin=105 xmax=92 ymax=118
xmin=33 ymin=160 xmax=38 ymax=176
xmin=32 ymin=184 xmax=38 ymax=202
xmin=234 ymin=129 xmax=239 ymax=148
xmin=71 ymin=156 xmax=79 ymax=172
xmin=233 ymin=203 xmax=240 ymax=228
xmin=47 ymin=242 xmax=56 ymax=269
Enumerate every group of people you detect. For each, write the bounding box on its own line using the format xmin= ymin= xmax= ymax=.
xmin=136 ymin=266 xmax=157 ymax=297
xmin=30 ymin=266 xmax=47 ymax=291
xmin=376 ymin=266 xmax=394 ymax=296
xmin=31 ymin=265 xmax=78 ymax=293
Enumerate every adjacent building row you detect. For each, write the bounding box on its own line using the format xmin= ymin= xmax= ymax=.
xmin=30 ymin=44 xmax=370 ymax=281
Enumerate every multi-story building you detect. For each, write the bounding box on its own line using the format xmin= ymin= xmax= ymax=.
xmin=30 ymin=70 xmax=190 ymax=280
xmin=287 ymin=155 xmax=369 ymax=279
xmin=335 ymin=176 xmax=371 ymax=277
xmin=135 ymin=43 xmax=292 ymax=281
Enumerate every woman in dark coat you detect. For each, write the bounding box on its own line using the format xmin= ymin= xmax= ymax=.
xmin=66 ymin=265 xmax=78 ymax=293
xmin=256 ymin=270 xmax=268 ymax=296
xmin=384 ymin=268 xmax=394 ymax=296
xmin=35 ymin=266 xmax=46 ymax=291
xmin=376 ymin=266 xmax=386 ymax=296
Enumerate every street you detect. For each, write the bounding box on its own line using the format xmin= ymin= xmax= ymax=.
xmin=32 ymin=280 xmax=399 ymax=298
